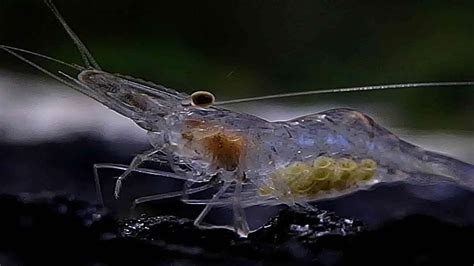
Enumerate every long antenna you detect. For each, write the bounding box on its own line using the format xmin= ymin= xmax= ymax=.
xmin=0 ymin=45 xmax=84 ymax=71
xmin=214 ymin=81 xmax=474 ymax=105
xmin=44 ymin=0 xmax=102 ymax=70
xmin=0 ymin=46 xmax=96 ymax=98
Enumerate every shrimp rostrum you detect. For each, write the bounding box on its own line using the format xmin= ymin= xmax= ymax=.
xmin=2 ymin=1 xmax=474 ymax=237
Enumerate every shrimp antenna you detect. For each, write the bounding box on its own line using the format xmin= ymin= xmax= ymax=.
xmin=44 ymin=0 xmax=102 ymax=70
xmin=215 ymin=81 xmax=474 ymax=105
xmin=0 ymin=45 xmax=105 ymax=103
xmin=0 ymin=45 xmax=84 ymax=71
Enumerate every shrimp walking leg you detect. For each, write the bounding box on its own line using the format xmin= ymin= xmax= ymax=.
xmin=232 ymin=179 xmax=250 ymax=237
xmin=182 ymin=185 xmax=278 ymax=208
xmin=93 ymin=163 xmax=190 ymax=181
xmin=114 ymin=149 xmax=164 ymax=198
xmin=93 ymin=164 xmax=105 ymax=205
xmin=181 ymin=180 xmax=199 ymax=201
xmin=193 ymin=182 xmax=232 ymax=228
xmin=93 ymin=162 xmax=191 ymax=205
xmin=182 ymin=196 xmax=279 ymax=207
xmin=131 ymin=182 xmax=215 ymax=210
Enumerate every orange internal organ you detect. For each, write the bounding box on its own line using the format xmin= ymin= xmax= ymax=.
xmin=182 ymin=119 xmax=244 ymax=171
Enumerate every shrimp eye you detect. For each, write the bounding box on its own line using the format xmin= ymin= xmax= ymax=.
xmin=191 ymin=91 xmax=215 ymax=108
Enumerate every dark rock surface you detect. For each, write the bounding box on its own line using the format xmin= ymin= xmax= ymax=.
xmin=0 ymin=193 xmax=473 ymax=265
xmin=120 ymin=207 xmax=363 ymax=264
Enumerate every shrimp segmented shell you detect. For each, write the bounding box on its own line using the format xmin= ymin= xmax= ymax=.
xmin=1 ymin=0 xmax=473 ymax=237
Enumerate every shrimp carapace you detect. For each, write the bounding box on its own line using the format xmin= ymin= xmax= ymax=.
xmin=260 ymin=156 xmax=377 ymax=199
xmin=181 ymin=119 xmax=245 ymax=172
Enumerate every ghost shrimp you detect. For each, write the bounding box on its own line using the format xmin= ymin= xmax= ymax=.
xmin=2 ymin=0 xmax=474 ymax=237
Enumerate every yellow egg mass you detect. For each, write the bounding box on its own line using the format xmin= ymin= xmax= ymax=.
xmin=260 ymin=156 xmax=377 ymax=198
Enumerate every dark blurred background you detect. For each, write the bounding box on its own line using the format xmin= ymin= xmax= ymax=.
xmin=1 ymin=0 xmax=474 ymax=128
xmin=0 ymin=1 xmax=473 ymax=228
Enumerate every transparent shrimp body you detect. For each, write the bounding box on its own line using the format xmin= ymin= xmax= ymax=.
xmin=162 ymin=106 xmax=474 ymax=208
xmin=69 ymin=70 xmax=474 ymax=206
xmin=2 ymin=63 xmax=472 ymax=236
xmin=70 ymin=70 xmax=473 ymax=237
xmin=2 ymin=0 xmax=474 ymax=237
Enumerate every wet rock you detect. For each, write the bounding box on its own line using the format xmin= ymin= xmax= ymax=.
xmin=250 ymin=207 xmax=364 ymax=243
xmin=0 ymin=193 xmax=473 ymax=265
xmin=119 ymin=207 xmax=363 ymax=264
xmin=0 ymin=193 xmax=116 ymax=265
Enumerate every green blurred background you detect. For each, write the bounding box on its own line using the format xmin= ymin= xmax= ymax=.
xmin=0 ymin=0 xmax=473 ymax=131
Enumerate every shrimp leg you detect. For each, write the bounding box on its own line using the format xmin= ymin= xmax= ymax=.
xmin=93 ymin=163 xmax=195 ymax=182
xmin=131 ymin=181 xmax=215 ymax=210
xmin=113 ymin=149 xmax=164 ymax=198
xmin=94 ymin=162 xmax=197 ymax=205
xmin=193 ymin=182 xmax=232 ymax=228
xmin=232 ymin=179 xmax=250 ymax=237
